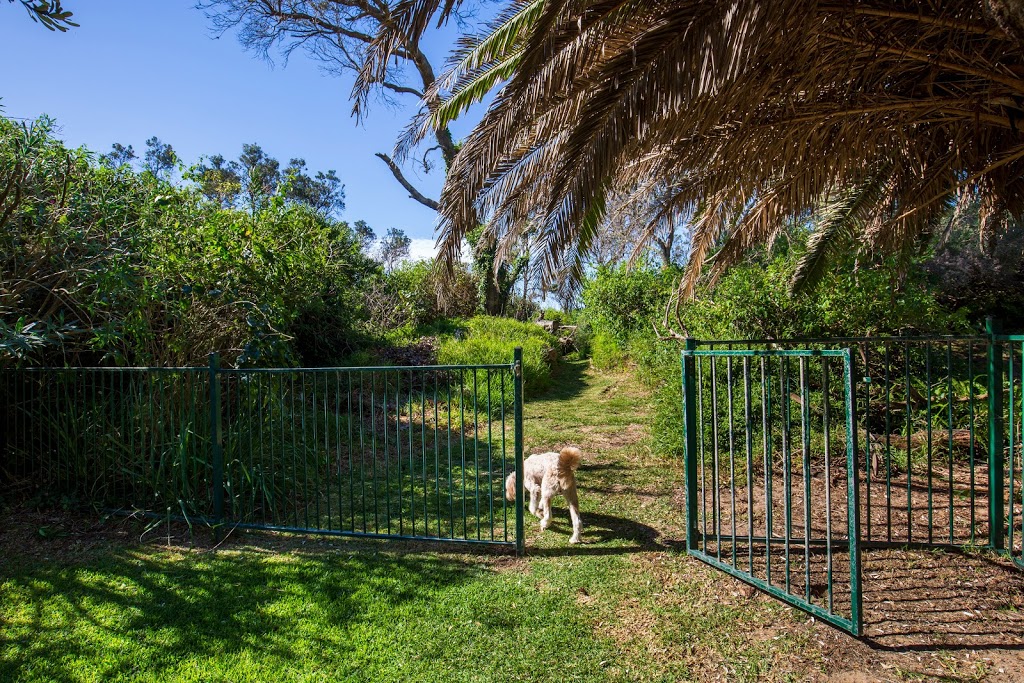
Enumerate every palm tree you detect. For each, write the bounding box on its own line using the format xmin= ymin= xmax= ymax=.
xmin=362 ymin=1 xmax=1024 ymax=296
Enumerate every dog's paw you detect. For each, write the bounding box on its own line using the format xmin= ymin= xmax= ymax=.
xmin=569 ymin=535 xmax=581 ymax=544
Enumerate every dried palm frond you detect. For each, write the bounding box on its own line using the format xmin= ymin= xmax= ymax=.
xmin=364 ymin=0 xmax=1024 ymax=296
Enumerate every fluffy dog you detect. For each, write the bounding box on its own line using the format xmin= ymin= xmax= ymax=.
xmin=505 ymin=446 xmax=583 ymax=543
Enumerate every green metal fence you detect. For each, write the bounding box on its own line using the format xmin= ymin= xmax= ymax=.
xmin=684 ymin=326 xmax=1024 ymax=635
xmin=1 ymin=350 xmax=526 ymax=553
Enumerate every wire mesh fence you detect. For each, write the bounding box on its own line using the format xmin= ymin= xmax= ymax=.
xmin=0 ymin=355 xmax=525 ymax=550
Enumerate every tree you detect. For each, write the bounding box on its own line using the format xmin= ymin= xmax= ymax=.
xmin=236 ymin=142 xmax=280 ymax=215
xmin=377 ymin=227 xmax=411 ymax=272
xmin=369 ymin=0 xmax=1024 ymax=299
xmin=198 ymin=0 xmax=460 ymax=211
xmin=193 ymin=145 xmax=347 ymax=217
xmin=283 ymin=158 xmax=345 ymax=217
xmin=143 ymin=137 xmax=177 ymax=181
xmin=8 ymin=0 xmax=77 ymax=31
xmin=100 ymin=143 xmax=136 ymax=169
xmin=195 ymin=153 xmax=242 ymax=208
xmin=351 ymin=219 xmax=375 ymax=252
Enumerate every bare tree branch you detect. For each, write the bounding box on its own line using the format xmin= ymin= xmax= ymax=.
xmin=374 ymin=153 xmax=438 ymax=210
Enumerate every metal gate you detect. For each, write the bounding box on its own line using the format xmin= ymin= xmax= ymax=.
xmin=683 ymin=327 xmax=1024 ymax=635
xmin=1 ymin=350 xmax=526 ymax=554
xmin=682 ymin=345 xmax=863 ymax=634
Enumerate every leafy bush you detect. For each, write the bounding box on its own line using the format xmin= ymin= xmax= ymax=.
xmin=437 ymin=316 xmax=558 ymax=395
xmin=369 ymin=259 xmax=478 ymax=334
xmin=580 ymin=227 xmax=974 ymax=460
xmin=0 ymin=114 xmax=381 ymax=368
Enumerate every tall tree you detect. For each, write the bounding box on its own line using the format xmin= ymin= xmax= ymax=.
xmin=100 ymin=143 xmax=136 ymax=169
xmin=198 ymin=0 xmax=460 ymax=211
xmin=237 ymin=143 xmax=280 ymax=215
xmin=143 ymin=137 xmax=177 ymax=181
xmin=377 ymin=227 xmax=411 ymax=272
xmin=283 ymin=158 xmax=345 ymax=217
xmin=195 ymin=154 xmax=242 ymax=208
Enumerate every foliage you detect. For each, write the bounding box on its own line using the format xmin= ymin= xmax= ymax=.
xmin=437 ymin=316 xmax=557 ymax=395
xmin=373 ymin=259 xmax=478 ymax=334
xmin=0 ymin=114 xmax=378 ymax=368
xmin=580 ymin=265 xmax=677 ymax=346
xmin=376 ymin=0 xmax=1024 ymax=303
xmin=925 ymin=222 xmax=1024 ymax=333
xmin=191 ymin=144 xmax=345 ymax=218
xmin=579 ymin=227 xmax=972 ymax=458
xmin=10 ymin=0 xmax=77 ymax=31
xmin=377 ymin=227 xmax=412 ymax=273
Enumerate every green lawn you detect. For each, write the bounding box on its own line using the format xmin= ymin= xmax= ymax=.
xmin=4 ymin=361 xmax=998 ymax=681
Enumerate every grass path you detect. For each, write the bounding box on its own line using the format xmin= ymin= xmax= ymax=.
xmin=3 ymin=361 xmax=1020 ymax=681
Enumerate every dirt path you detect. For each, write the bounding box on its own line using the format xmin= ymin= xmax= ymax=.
xmin=523 ymin=361 xmax=1024 ymax=682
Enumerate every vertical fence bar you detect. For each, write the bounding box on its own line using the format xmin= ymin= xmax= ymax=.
xmin=844 ymin=348 xmax=863 ymax=636
xmin=988 ymin=317 xmax=1005 ymax=551
xmin=209 ymin=353 xmax=224 ymax=533
xmin=683 ymin=340 xmax=699 ymax=551
xmin=514 ymin=348 xmax=525 ymax=556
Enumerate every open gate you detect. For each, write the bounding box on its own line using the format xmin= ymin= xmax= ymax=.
xmin=682 ymin=345 xmax=863 ymax=634
xmin=683 ymin=328 xmax=1024 ymax=636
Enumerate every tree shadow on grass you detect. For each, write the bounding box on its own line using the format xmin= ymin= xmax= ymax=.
xmin=0 ymin=542 xmax=488 ymax=682
xmin=529 ymin=360 xmax=590 ymax=404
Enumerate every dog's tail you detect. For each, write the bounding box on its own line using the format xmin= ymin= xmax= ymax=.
xmin=558 ymin=446 xmax=582 ymax=470
xmin=505 ymin=472 xmax=517 ymax=502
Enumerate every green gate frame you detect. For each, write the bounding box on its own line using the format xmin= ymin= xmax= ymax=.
xmin=682 ymin=344 xmax=863 ymax=635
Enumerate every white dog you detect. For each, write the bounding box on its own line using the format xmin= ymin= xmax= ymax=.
xmin=505 ymin=446 xmax=583 ymax=543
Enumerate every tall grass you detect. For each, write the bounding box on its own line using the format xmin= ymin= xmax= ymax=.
xmin=437 ymin=316 xmax=558 ymax=396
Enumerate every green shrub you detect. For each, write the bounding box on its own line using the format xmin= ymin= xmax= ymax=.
xmin=437 ymin=316 xmax=558 ymax=395
xmin=590 ymin=330 xmax=627 ymax=370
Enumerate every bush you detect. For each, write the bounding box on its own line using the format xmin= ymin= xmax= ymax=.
xmin=589 ymin=330 xmax=627 ymax=370
xmin=370 ymin=259 xmax=478 ymax=333
xmin=0 ymin=114 xmax=381 ymax=368
xmin=579 ymin=226 xmax=974 ymax=460
xmin=437 ymin=316 xmax=558 ymax=396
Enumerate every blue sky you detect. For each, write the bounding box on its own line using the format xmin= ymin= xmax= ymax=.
xmin=0 ymin=1 xmax=482 ymax=259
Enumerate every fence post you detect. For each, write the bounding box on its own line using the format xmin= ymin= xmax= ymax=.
xmin=513 ymin=347 xmax=525 ymax=556
xmin=682 ymin=338 xmax=699 ymax=552
xmin=209 ymin=352 xmax=224 ymax=538
xmin=987 ymin=316 xmax=1005 ymax=551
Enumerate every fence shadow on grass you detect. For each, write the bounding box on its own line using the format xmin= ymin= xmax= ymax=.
xmin=857 ymin=547 xmax=1024 ymax=652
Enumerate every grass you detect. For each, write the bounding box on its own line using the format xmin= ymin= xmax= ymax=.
xmin=6 ymin=360 xmax=1015 ymax=681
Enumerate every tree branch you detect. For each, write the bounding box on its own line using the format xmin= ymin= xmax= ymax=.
xmin=375 ymin=153 xmax=439 ymax=210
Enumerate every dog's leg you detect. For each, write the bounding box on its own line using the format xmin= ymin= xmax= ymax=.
xmin=527 ymin=481 xmax=541 ymax=517
xmin=539 ymin=478 xmax=556 ymax=532
xmin=564 ymin=485 xmax=582 ymax=544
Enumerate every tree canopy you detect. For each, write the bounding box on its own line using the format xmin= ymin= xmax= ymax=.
xmin=365 ymin=0 xmax=1024 ymax=296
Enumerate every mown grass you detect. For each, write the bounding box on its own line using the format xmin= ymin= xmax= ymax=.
xmin=2 ymin=360 xmax=826 ymax=682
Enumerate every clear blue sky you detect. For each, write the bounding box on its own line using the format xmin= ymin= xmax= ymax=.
xmin=0 ymin=1 xmax=482 ymax=258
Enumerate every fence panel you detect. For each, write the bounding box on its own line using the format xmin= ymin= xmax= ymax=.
xmin=0 ymin=359 xmax=522 ymax=550
xmin=694 ymin=337 xmax=993 ymax=550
